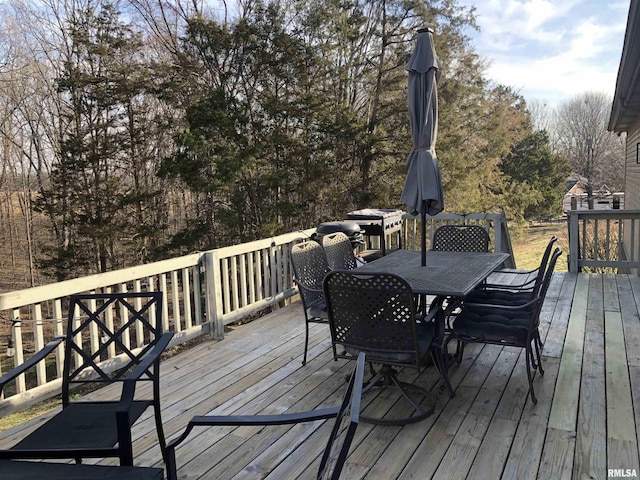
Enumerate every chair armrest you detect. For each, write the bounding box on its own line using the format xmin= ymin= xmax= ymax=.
xmin=165 ymin=407 xmax=339 ymax=480
xmin=482 ymin=271 xmax=539 ymax=291
xmin=464 ymin=296 xmax=540 ymax=312
xmin=0 ymin=336 xmax=65 ymax=396
xmin=493 ymin=267 xmax=537 ymax=275
xmin=118 ymin=332 xmax=174 ymax=410
xmin=482 ymin=280 xmax=535 ymax=292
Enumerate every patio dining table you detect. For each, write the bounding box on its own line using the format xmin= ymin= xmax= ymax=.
xmin=357 ymin=249 xmax=510 ymax=297
xmin=357 ymin=249 xmax=511 ymax=396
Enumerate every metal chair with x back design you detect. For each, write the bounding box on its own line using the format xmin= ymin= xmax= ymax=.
xmin=0 ymin=292 xmax=174 ymax=466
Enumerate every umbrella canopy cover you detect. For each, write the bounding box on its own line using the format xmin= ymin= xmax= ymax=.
xmin=401 ymin=28 xmax=444 ymax=216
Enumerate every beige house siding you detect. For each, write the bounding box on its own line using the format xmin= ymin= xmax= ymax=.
xmin=624 ymin=118 xmax=640 ymax=268
xmin=626 ymin=118 xmax=640 ymax=210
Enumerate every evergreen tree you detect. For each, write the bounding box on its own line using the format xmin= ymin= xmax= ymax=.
xmin=500 ymin=129 xmax=571 ymax=220
xmin=35 ymin=1 xmax=161 ymax=279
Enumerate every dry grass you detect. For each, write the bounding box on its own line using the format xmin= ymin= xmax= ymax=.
xmin=511 ymin=222 xmax=568 ymax=271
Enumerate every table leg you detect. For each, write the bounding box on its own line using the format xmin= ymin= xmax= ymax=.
xmin=432 ymin=302 xmax=455 ymax=398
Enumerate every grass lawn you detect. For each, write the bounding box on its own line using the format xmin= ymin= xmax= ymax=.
xmin=510 ymin=222 xmax=568 ymax=271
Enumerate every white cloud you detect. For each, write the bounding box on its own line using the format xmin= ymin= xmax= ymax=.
xmin=458 ymin=0 xmax=630 ymax=105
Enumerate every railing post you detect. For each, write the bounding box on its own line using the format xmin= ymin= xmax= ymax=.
xmin=493 ymin=214 xmax=503 ymax=254
xmin=204 ymin=251 xmax=224 ymax=340
xmin=568 ymin=211 xmax=580 ymax=272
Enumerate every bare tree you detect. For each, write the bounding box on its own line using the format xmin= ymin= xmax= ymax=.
xmin=554 ymin=91 xmax=625 ymax=206
xmin=527 ymin=98 xmax=553 ymax=133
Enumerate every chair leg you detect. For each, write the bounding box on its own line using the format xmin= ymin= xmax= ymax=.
xmin=431 ymin=349 xmax=455 ymax=398
xmin=359 ymin=366 xmax=435 ymax=425
xmin=453 ymin=339 xmax=465 ymax=364
xmin=534 ymin=337 xmax=545 ymax=376
xmin=525 ymin=347 xmax=537 ymax=405
xmin=533 ymin=332 xmax=545 ymax=376
xmin=154 ymin=402 xmax=168 ymax=464
xmin=302 ymin=322 xmax=310 ymax=365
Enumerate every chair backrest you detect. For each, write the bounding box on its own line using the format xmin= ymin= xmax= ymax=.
xmin=537 ymin=247 xmax=562 ymax=306
xmin=317 ymin=351 xmax=364 ymax=480
xmin=322 ymin=232 xmax=358 ymax=270
xmin=432 ymin=224 xmax=490 ymax=252
xmin=529 ymin=235 xmax=558 ymax=297
xmin=291 ymin=241 xmax=331 ymax=308
xmin=62 ymin=292 xmax=164 ymax=404
xmin=528 ymin=247 xmax=563 ymax=326
xmin=323 ymin=270 xmax=421 ymax=368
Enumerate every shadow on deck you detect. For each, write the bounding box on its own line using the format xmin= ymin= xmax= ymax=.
xmin=1 ymin=272 xmax=640 ymax=479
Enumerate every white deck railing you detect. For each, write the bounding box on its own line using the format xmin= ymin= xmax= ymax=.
xmin=567 ymin=209 xmax=640 ymax=274
xmin=0 ymin=213 xmax=514 ymax=413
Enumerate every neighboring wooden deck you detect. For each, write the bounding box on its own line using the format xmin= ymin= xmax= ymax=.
xmin=2 ymin=272 xmax=640 ymax=479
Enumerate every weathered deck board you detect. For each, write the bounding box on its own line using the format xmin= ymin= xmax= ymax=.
xmin=573 ymin=274 xmax=606 ymax=480
xmin=1 ymin=271 xmax=639 ymax=480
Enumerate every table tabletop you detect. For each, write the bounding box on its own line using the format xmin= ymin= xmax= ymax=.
xmin=357 ymin=249 xmax=510 ymax=297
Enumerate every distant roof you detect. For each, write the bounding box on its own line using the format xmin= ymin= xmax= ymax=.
xmin=609 ymin=0 xmax=640 ymax=132
xmin=567 ymin=173 xmax=588 ymax=185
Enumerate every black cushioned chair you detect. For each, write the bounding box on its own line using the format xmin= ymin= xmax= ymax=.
xmin=322 ymin=232 xmax=359 ymax=270
xmin=431 ymin=224 xmax=490 ymax=252
xmin=323 ymin=270 xmax=453 ymax=425
xmin=165 ymin=351 xmax=366 ymax=480
xmin=463 ymin=236 xmax=558 ymax=360
xmin=468 ymin=235 xmax=558 ymax=305
xmin=0 ymin=292 xmax=174 ymax=466
xmin=291 ymin=241 xmax=331 ymax=365
xmin=446 ymin=248 xmax=562 ymax=404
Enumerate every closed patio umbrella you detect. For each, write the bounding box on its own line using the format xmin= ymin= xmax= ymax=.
xmin=400 ymin=27 xmax=443 ymax=266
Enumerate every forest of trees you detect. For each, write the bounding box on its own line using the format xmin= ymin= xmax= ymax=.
xmin=0 ymin=0 xmax=623 ymax=289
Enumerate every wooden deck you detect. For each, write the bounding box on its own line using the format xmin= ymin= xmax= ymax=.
xmin=2 ymin=271 xmax=640 ymax=479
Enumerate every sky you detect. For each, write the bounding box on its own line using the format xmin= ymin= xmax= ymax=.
xmin=455 ymin=0 xmax=631 ymax=107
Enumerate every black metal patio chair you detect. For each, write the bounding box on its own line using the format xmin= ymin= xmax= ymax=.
xmin=291 ymin=241 xmax=331 ymax=365
xmin=460 ymin=236 xmax=559 ymax=361
xmin=429 ymin=224 xmax=491 ymax=324
xmin=322 ymin=232 xmax=359 ymax=270
xmin=468 ymin=235 xmax=558 ymax=304
xmin=0 ymin=459 xmax=164 ymax=480
xmin=165 ymin=351 xmax=366 ymax=480
xmin=323 ymin=270 xmax=453 ymax=426
xmin=445 ymin=247 xmax=562 ymax=404
xmin=0 ymin=292 xmax=174 ymax=466
xmin=431 ymin=224 xmax=490 ymax=252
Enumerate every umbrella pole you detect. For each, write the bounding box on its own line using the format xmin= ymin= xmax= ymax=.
xmin=421 ymin=200 xmax=427 ymax=267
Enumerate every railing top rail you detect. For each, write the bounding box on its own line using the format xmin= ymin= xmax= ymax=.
xmin=0 ymin=252 xmax=202 ymax=311
xmin=210 ymin=229 xmax=316 ymax=258
xmin=566 ymin=209 xmax=640 ymax=219
xmin=0 ymin=229 xmax=317 ymax=312
xmin=401 ymin=212 xmax=505 ymax=222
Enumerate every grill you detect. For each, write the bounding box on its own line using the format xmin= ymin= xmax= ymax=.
xmin=313 ymin=221 xmax=365 ymax=249
xmin=346 ymin=209 xmax=404 ymax=257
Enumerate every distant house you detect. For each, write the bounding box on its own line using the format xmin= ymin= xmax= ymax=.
xmin=608 ymin=0 xmax=640 ymax=268
xmin=562 ymin=174 xmax=624 ymax=213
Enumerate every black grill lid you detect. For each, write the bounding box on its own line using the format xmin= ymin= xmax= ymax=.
xmin=316 ymin=221 xmax=364 ymax=236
